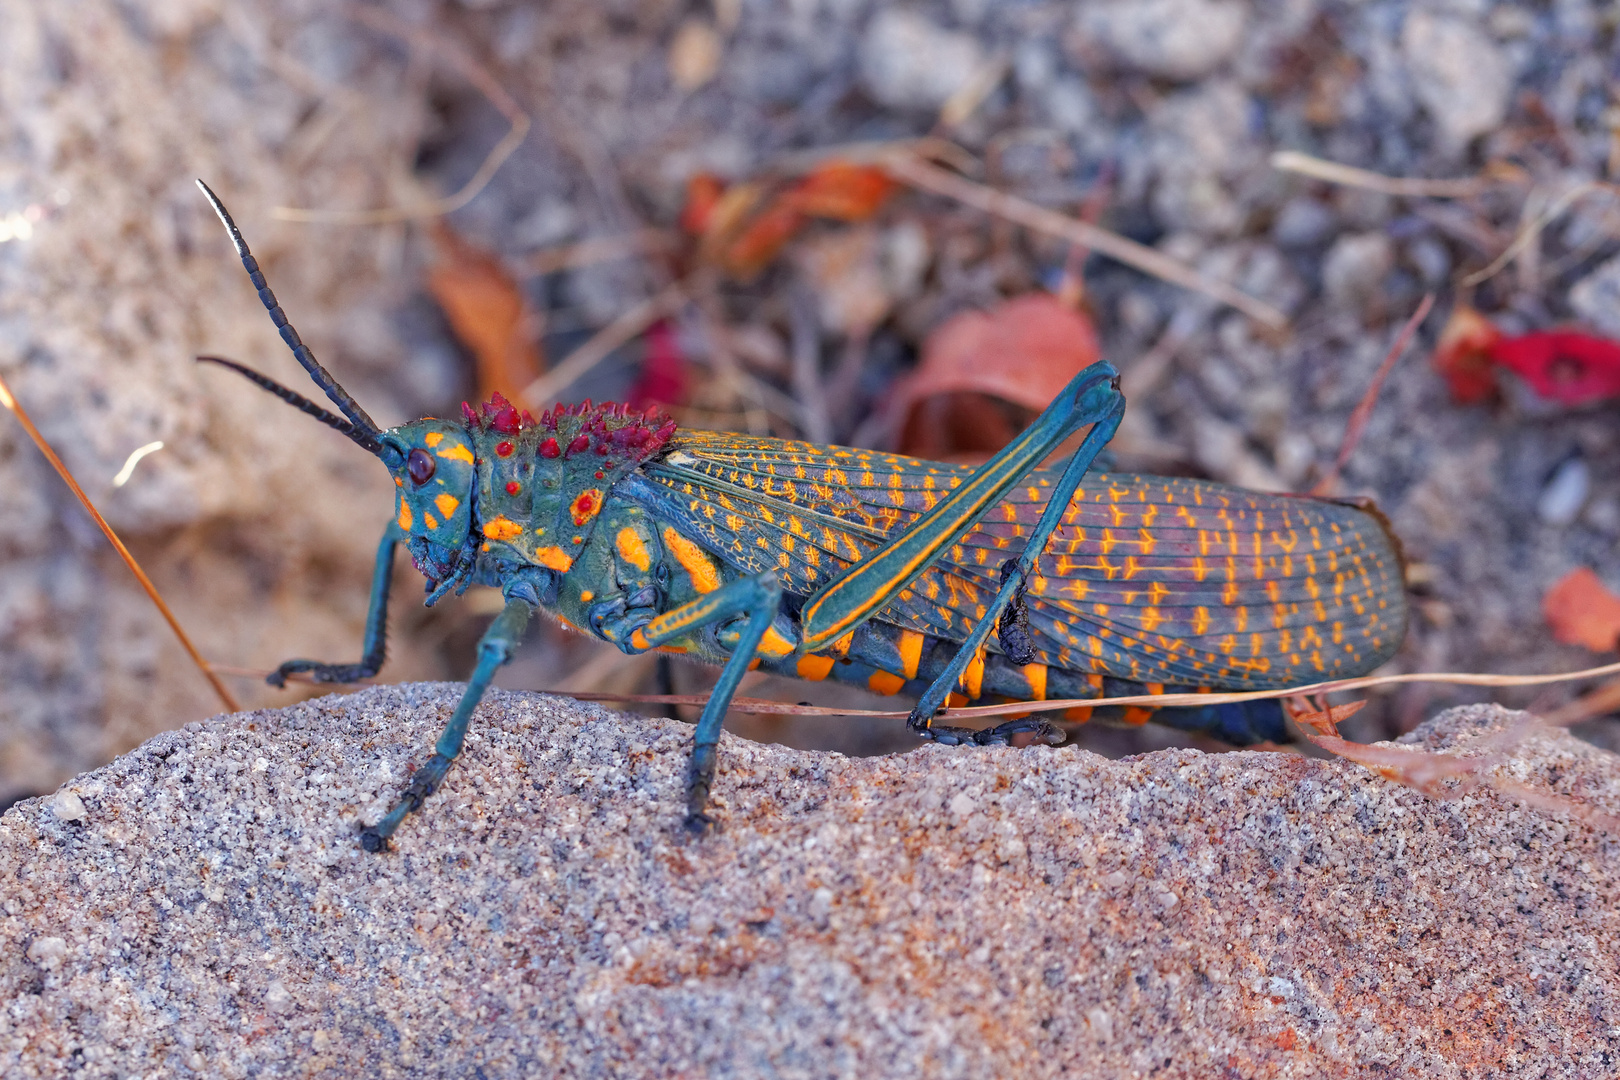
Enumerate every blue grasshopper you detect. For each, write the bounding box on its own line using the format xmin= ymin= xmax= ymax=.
xmin=195 ymin=181 xmax=1407 ymax=851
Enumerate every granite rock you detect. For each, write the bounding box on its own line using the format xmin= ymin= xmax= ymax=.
xmin=1 ymin=688 xmax=1617 ymax=1078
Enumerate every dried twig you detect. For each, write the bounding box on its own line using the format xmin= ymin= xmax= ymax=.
xmin=519 ymin=282 xmax=688 ymax=410
xmin=0 ymin=371 xmax=240 ymax=712
xmin=271 ymin=8 xmax=530 ymax=225
xmin=882 ymin=153 xmax=1289 ymax=329
xmin=516 ymin=230 xmax=678 ymax=278
xmin=1458 ymin=180 xmax=1612 ymax=288
xmin=1269 ymin=150 xmax=1496 ymax=198
xmin=1310 ymin=293 xmax=1434 ymax=496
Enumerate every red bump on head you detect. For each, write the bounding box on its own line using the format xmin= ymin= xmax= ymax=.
xmin=461 ymin=401 xmax=480 ymax=428
xmin=539 ymin=438 xmax=560 ymax=459
xmin=567 ymin=433 xmax=591 ymax=455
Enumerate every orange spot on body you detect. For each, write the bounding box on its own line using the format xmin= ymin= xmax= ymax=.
xmin=868 ymin=670 xmax=906 ymax=695
xmin=797 ymin=654 xmax=835 ymax=681
xmin=483 ymin=516 xmax=524 ymax=541
xmin=897 ymin=630 xmax=924 ymax=680
xmin=663 ymin=527 xmax=721 ymax=593
xmin=1022 ymin=663 xmax=1047 ymax=701
xmin=759 ymin=626 xmax=797 ymax=658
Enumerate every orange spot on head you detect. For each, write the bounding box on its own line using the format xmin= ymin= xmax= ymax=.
xmin=616 ymin=527 xmax=652 ymax=573
xmin=571 ymin=488 xmax=605 ymax=527
xmin=435 ymin=442 xmax=475 ymax=463
xmin=424 ymin=432 xmax=444 ymax=448
xmin=534 ymin=546 xmax=574 ymax=572
xmin=434 ymin=493 xmax=461 ymax=519
xmin=397 ymin=499 xmax=413 ymax=531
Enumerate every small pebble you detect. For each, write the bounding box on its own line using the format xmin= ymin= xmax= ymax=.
xmin=1538 ymin=457 xmax=1590 ymax=527
xmin=858 ymin=10 xmax=985 ymax=111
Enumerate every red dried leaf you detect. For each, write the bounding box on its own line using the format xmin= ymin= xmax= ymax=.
xmin=785 ymin=162 xmax=897 ymax=222
xmin=625 ymin=319 xmax=689 ymax=411
xmin=896 ymin=294 xmax=1101 ymax=461
xmin=1487 ymin=330 xmax=1620 ymax=405
xmin=1543 ymin=567 xmax=1620 ymax=653
xmin=428 ymin=225 xmax=543 ymax=407
xmin=1431 ymin=304 xmax=1501 ymax=404
xmin=680 ymin=173 xmax=727 ymax=236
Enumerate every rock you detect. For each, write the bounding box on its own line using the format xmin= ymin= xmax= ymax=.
xmin=1076 ymin=0 xmax=1248 ymax=81
xmin=7 ymin=688 xmax=1614 ymax=1076
xmin=1568 ymin=253 xmax=1620 ymax=339
xmin=1321 ymin=231 xmax=1396 ymax=308
xmin=857 ymin=10 xmax=986 ymax=112
xmin=1401 ymin=12 xmax=1513 ymax=152
xmin=0 ymin=0 xmax=448 ymax=808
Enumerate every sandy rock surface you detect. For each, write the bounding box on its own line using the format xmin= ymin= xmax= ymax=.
xmin=2 ymin=687 xmax=1616 ymax=1078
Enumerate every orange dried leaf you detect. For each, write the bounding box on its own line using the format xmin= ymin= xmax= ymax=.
xmin=1432 ymin=303 xmax=1502 ymax=404
xmin=717 ymin=201 xmax=806 ymax=281
xmin=787 ymin=162 xmax=898 ymax=222
xmin=1543 ymin=567 xmax=1620 ymax=653
xmin=428 ymin=226 xmax=544 ymax=407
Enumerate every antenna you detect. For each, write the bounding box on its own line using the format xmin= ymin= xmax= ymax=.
xmin=196 ymin=356 xmax=383 ymax=454
xmin=196 ymin=179 xmax=382 ymax=441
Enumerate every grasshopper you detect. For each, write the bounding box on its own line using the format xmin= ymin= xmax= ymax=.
xmin=195 ymin=181 xmax=1407 ymax=851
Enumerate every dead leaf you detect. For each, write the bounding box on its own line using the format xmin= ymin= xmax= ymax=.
xmin=1543 ymin=567 xmax=1620 ymax=653
xmin=625 ymin=319 xmax=689 ymax=411
xmin=784 ymin=162 xmax=897 ymax=222
xmin=895 ymin=294 xmax=1101 ymax=462
xmin=1431 ymin=303 xmax=1501 ymax=404
xmin=428 ymin=225 xmax=543 ymax=406
xmin=1488 ymin=330 xmax=1620 ymax=405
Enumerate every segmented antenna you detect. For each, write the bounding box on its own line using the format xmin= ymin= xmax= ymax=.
xmin=197 ymin=356 xmax=383 ymax=454
xmin=195 ymin=179 xmax=382 ymax=441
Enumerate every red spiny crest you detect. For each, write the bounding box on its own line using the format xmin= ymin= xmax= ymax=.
xmin=459 ymin=394 xmax=674 ymax=464
xmin=534 ymin=398 xmax=677 ymax=464
xmin=460 ymin=391 xmax=536 ymax=435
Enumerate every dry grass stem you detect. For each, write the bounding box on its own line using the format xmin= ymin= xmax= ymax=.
xmin=883 ymin=153 xmax=1290 ymax=329
xmin=1269 ymin=150 xmax=1494 ymax=198
xmin=0 ymin=370 xmax=240 ymax=713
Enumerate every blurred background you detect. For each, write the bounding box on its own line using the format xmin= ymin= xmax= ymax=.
xmin=2 ymin=0 xmax=1618 ymax=809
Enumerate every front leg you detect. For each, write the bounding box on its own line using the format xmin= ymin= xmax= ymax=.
xmin=269 ymin=525 xmax=401 ymax=687
xmin=631 ymin=570 xmax=784 ymax=831
xmin=359 ymin=593 xmax=534 ymax=852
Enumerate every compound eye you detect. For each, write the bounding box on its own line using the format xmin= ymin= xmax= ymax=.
xmin=407 ymin=447 xmax=437 ymax=486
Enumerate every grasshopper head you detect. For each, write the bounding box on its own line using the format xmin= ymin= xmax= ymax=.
xmin=380 ymin=420 xmax=478 ymax=550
